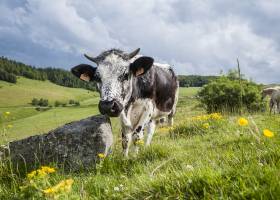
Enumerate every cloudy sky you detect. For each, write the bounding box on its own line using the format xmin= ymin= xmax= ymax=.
xmin=0 ymin=0 xmax=279 ymax=83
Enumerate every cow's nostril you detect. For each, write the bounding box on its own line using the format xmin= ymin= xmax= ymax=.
xmin=111 ymin=101 xmax=117 ymax=112
xmin=98 ymin=100 xmax=123 ymax=117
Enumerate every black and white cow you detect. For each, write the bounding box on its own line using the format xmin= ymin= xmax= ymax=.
xmin=71 ymin=48 xmax=179 ymax=156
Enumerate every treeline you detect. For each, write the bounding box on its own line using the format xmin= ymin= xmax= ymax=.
xmin=0 ymin=57 xmax=95 ymax=91
xmin=178 ymin=75 xmax=218 ymax=87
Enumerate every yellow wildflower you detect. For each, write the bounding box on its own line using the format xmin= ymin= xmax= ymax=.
xmin=37 ymin=169 xmax=47 ymax=177
xmin=195 ymin=116 xmax=202 ymax=121
xmin=98 ymin=153 xmax=106 ymax=159
xmin=135 ymin=140 xmax=144 ymax=146
xmin=43 ymin=178 xmax=74 ymax=196
xmin=27 ymin=170 xmax=37 ymax=180
xmin=263 ymin=129 xmax=274 ymax=138
xmin=43 ymin=187 xmax=56 ymax=195
xmin=210 ymin=113 xmax=222 ymax=120
xmin=41 ymin=166 xmax=56 ymax=173
xmin=7 ymin=124 xmax=13 ymax=128
xmin=202 ymin=123 xmax=210 ymax=129
xmin=238 ymin=117 xmax=248 ymax=126
xmin=56 ymin=179 xmax=74 ymax=192
xmin=4 ymin=111 xmax=10 ymax=116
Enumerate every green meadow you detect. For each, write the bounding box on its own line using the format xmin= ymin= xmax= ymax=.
xmin=1 ymin=78 xmax=280 ymax=199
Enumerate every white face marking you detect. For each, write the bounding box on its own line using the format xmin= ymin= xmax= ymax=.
xmin=96 ymin=54 xmax=133 ymax=105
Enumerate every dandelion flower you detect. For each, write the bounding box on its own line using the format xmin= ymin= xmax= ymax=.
xmin=7 ymin=124 xmax=13 ymax=128
xmin=210 ymin=113 xmax=222 ymax=120
xmin=98 ymin=153 xmax=106 ymax=159
xmin=263 ymin=129 xmax=274 ymax=138
xmin=4 ymin=111 xmax=10 ymax=115
xmin=41 ymin=166 xmax=56 ymax=173
xmin=238 ymin=117 xmax=248 ymax=126
xmin=202 ymin=123 xmax=210 ymax=129
xmin=27 ymin=170 xmax=37 ymax=180
xmin=37 ymin=169 xmax=47 ymax=177
xmin=47 ymin=179 xmax=74 ymax=194
xmin=43 ymin=187 xmax=56 ymax=195
xmin=135 ymin=139 xmax=144 ymax=146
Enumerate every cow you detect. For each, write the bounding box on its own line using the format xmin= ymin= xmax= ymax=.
xmin=261 ymin=87 xmax=280 ymax=100
xmin=71 ymin=48 xmax=179 ymax=157
xmin=270 ymin=90 xmax=280 ymax=114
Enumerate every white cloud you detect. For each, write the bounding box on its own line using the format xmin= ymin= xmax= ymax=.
xmin=0 ymin=0 xmax=279 ymax=83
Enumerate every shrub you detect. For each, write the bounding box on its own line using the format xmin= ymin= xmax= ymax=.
xmin=54 ymin=101 xmax=62 ymax=107
xmin=69 ymin=99 xmax=80 ymax=106
xmin=38 ymin=98 xmax=48 ymax=107
xmin=198 ymin=77 xmax=264 ymax=113
xmin=69 ymin=99 xmax=75 ymax=104
xmin=31 ymin=98 xmax=39 ymax=106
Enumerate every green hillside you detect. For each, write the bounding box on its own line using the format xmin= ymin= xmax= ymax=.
xmin=0 ymin=77 xmax=96 ymax=107
xmin=0 ymin=77 xmax=102 ymax=143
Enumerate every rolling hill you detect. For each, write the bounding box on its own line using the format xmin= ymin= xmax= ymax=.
xmin=0 ymin=77 xmax=102 ymax=143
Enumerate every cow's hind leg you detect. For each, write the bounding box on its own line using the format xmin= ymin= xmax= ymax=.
xmin=146 ymin=120 xmax=156 ymax=146
xmin=269 ymin=99 xmax=274 ymax=114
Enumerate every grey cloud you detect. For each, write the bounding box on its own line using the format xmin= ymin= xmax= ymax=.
xmin=0 ymin=0 xmax=279 ymax=83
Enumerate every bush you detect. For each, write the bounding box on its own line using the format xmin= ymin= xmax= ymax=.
xmin=31 ymin=98 xmax=39 ymax=106
xmin=69 ymin=99 xmax=80 ymax=106
xmin=54 ymin=101 xmax=62 ymax=107
xmin=198 ymin=77 xmax=264 ymax=113
xmin=38 ymin=98 xmax=48 ymax=107
xmin=69 ymin=99 xmax=75 ymax=104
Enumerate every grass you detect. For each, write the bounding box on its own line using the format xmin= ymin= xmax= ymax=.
xmin=1 ymin=81 xmax=280 ymax=199
xmin=0 ymin=77 xmax=101 ymax=143
xmin=0 ymin=77 xmax=95 ymax=107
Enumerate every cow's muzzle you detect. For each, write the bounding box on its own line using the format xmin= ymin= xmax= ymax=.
xmin=98 ymin=100 xmax=123 ymax=117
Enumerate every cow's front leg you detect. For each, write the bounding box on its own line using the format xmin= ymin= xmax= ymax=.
xmin=146 ymin=120 xmax=156 ymax=146
xmin=122 ymin=126 xmax=132 ymax=157
xmin=132 ymin=126 xmax=144 ymax=154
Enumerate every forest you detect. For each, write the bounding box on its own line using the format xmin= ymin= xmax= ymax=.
xmin=178 ymin=75 xmax=218 ymax=87
xmin=0 ymin=57 xmax=95 ymax=91
xmin=0 ymin=56 xmax=217 ymax=89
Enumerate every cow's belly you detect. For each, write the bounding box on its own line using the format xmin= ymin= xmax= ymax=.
xmin=152 ymin=107 xmax=170 ymax=119
xmin=127 ymin=99 xmax=172 ymax=131
xmin=128 ymin=99 xmax=153 ymax=130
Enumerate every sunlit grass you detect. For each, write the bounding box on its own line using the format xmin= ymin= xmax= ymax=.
xmin=0 ymin=86 xmax=280 ymax=199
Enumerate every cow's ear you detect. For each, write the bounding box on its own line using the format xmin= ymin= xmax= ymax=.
xmin=71 ymin=64 xmax=96 ymax=82
xmin=130 ymin=56 xmax=154 ymax=77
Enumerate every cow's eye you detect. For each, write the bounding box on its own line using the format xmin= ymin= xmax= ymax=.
xmin=119 ymin=73 xmax=129 ymax=82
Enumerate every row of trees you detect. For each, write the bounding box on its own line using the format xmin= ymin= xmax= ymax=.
xmin=0 ymin=68 xmax=17 ymax=83
xmin=178 ymin=75 xmax=217 ymax=87
xmin=31 ymin=98 xmax=80 ymax=107
xmin=31 ymin=98 xmax=49 ymax=107
xmin=0 ymin=56 xmax=96 ymax=90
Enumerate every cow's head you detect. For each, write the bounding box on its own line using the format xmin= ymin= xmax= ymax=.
xmin=71 ymin=48 xmax=154 ymax=117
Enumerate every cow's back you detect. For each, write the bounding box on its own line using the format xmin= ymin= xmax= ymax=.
xmin=131 ymin=64 xmax=178 ymax=113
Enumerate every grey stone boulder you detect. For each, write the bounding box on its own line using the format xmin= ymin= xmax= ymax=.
xmin=5 ymin=114 xmax=113 ymax=170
